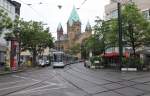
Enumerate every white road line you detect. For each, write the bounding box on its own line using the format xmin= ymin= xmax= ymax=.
xmin=0 ymin=80 xmax=27 ymax=86
xmin=11 ymin=86 xmax=67 ymax=95
xmin=14 ymin=84 xmax=56 ymax=93
xmin=12 ymin=75 xmax=61 ymax=86
xmin=12 ymin=75 xmax=40 ymax=82
xmin=0 ymin=82 xmax=38 ymax=91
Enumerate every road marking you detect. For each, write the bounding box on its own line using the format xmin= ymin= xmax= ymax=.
xmin=12 ymin=75 xmax=61 ymax=86
xmin=12 ymin=75 xmax=40 ymax=82
xmin=0 ymin=80 xmax=27 ymax=86
xmin=14 ymin=84 xmax=57 ymax=93
xmin=11 ymin=86 xmax=67 ymax=95
xmin=0 ymin=82 xmax=38 ymax=91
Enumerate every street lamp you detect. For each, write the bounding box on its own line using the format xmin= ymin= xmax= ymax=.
xmin=117 ymin=1 xmax=123 ymax=69
xmin=112 ymin=0 xmax=123 ymax=69
xmin=57 ymin=4 xmax=62 ymax=51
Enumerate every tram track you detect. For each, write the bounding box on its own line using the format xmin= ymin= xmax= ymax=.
xmin=73 ymin=63 xmax=150 ymax=81
xmin=71 ymin=63 xmax=150 ymax=84
xmin=55 ymin=67 xmax=126 ymax=96
xmin=1 ymin=63 xmax=148 ymax=96
xmin=54 ymin=71 xmax=92 ymax=96
xmin=1 ymin=70 xmax=60 ymax=96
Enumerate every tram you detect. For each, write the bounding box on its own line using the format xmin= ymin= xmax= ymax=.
xmin=51 ymin=51 xmax=75 ymax=68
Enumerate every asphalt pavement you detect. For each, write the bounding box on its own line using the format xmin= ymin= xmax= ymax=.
xmin=0 ymin=63 xmax=150 ymax=96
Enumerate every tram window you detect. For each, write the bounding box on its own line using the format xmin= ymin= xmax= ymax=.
xmin=54 ymin=54 xmax=57 ymax=61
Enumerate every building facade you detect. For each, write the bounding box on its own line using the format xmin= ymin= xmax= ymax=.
xmin=55 ymin=6 xmax=92 ymax=59
xmin=0 ymin=0 xmax=21 ymax=69
xmin=105 ymin=0 xmax=150 ymax=66
xmin=105 ymin=0 xmax=150 ymax=20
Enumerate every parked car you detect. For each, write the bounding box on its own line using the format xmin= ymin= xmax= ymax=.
xmin=38 ymin=60 xmax=45 ymax=67
xmin=84 ymin=60 xmax=91 ymax=68
xmin=45 ymin=60 xmax=50 ymax=66
xmin=38 ymin=59 xmax=50 ymax=67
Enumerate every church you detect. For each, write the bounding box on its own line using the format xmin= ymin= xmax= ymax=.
xmin=55 ymin=6 xmax=92 ymax=59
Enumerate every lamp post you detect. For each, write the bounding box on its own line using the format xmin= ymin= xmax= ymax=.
xmin=57 ymin=4 xmax=62 ymax=51
xmin=117 ymin=2 xmax=123 ymax=69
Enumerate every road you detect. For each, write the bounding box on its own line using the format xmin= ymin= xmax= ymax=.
xmin=1 ymin=62 xmax=150 ymax=96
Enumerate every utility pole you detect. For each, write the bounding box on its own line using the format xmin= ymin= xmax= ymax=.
xmin=58 ymin=4 xmax=62 ymax=51
xmin=118 ymin=2 xmax=123 ymax=69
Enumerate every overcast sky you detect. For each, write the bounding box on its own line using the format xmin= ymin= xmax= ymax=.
xmin=15 ymin=0 xmax=109 ymax=38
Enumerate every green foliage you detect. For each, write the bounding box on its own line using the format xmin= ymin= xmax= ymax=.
xmin=122 ymin=56 xmax=144 ymax=68
xmin=15 ymin=20 xmax=54 ymax=65
xmin=19 ymin=20 xmax=53 ymax=52
xmin=90 ymin=56 xmax=102 ymax=66
xmin=122 ymin=3 xmax=149 ymax=55
xmin=85 ymin=17 xmax=118 ymax=56
xmin=0 ymin=9 xmax=13 ymax=36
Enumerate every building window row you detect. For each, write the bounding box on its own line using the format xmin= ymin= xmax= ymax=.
xmin=142 ymin=9 xmax=150 ymax=20
xmin=106 ymin=9 xmax=150 ymax=21
xmin=0 ymin=0 xmax=15 ymax=15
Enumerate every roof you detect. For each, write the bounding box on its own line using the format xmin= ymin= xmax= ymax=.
xmin=57 ymin=23 xmax=63 ymax=32
xmin=68 ymin=6 xmax=80 ymax=26
xmin=7 ymin=0 xmax=21 ymax=7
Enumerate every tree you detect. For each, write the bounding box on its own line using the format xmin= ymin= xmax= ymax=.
xmin=85 ymin=17 xmax=117 ymax=56
xmin=104 ymin=19 xmax=118 ymax=48
xmin=84 ymin=35 xmax=104 ymax=56
xmin=0 ymin=9 xmax=13 ymax=36
xmin=18 ymin=20 xmax=54 ymax=66
xmin=122 ymin=3 xmax=148 ymax=57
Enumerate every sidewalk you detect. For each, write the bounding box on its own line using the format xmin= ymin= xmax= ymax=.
xmin=0 ymin=66 xmax=27 ymax=75
xmin=0 ymin=65 xmax=45 ymax=76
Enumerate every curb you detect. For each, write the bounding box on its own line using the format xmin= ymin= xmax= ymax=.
xmin=0 ymin=66 xmax=47 ymax=76
xmin=0 ymin=69 xmax=25 ymax=76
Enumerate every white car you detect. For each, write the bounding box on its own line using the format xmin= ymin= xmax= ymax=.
xmin=84 ymin=60 xmax=91 ymax=68
xmin=52 ymin=62 xmax=65 ymax=68
xmin=38 ymin=60 xmax=46 ymax=67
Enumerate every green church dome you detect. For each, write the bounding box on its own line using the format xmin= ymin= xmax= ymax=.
xmin=68 ymin=6 xmax=80 ymax=26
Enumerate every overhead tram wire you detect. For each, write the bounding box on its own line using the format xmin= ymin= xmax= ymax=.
xmin=17 ymin=0 xmax=47 ymax=23
xmin=77 ymin=0 xmax=88 ymax=10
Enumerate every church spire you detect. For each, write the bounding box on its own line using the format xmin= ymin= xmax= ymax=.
xmin=57 ymin=22 xmax=63 ymax=40
xmin=57 ymin=22 xmax=63 ymax=32
xmin=68 ymin=5 xmax=80 ymax=26
xmin=85 ymin=21 xmax=92 ymax=32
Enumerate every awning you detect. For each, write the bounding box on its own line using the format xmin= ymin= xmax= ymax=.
xmin=101 ymin=51 xmax=129 ymax=58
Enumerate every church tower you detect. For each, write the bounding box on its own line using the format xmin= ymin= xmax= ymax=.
xmin=67 ymin=6 xmax=81 ymax=48
xmin=85 ymin=21 xmax=92 ymax=33
xmin=57 ymin=23 xmax=63 ymax=41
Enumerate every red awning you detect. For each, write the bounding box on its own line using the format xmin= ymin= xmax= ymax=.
xmin=101 ymin=51 xmax=129 ymax=58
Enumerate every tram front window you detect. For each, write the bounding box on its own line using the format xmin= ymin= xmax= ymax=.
xmin=54 ymin=54 xmax=63 ymax=62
